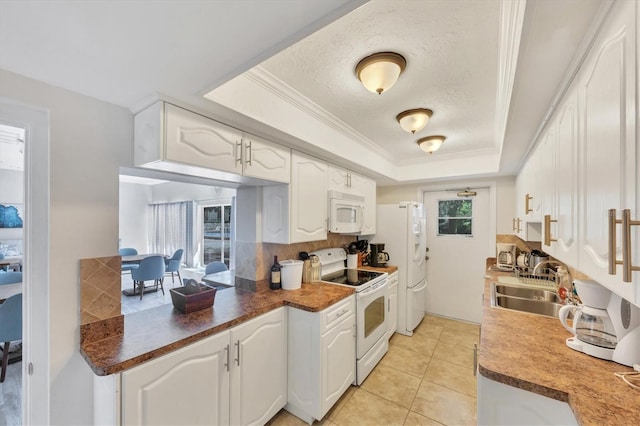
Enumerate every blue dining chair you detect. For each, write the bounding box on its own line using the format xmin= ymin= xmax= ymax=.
xmin=164 ymin=249 xmax=184 ymax=286
xmin=131 ymin=256 xmax=165 ymax=300
xmin=205 ymin=261 xmax=228 ymax=275
xmin=0 ymin=254 xmax=5 ymax=272
xmin=119 ymin=248 xmax=139 ymax=275
xmin=0 ymin=293 xmax=22 ymax=382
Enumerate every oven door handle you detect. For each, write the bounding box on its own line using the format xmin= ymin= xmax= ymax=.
xmin=357 ymin=279 xmax=388 ymax=300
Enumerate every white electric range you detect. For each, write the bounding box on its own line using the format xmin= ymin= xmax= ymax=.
xmin=310 ymin=248 xmax=389 ymax=385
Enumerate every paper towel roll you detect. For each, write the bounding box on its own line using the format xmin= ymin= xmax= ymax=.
xmin=347 ymin=254 xmax=358 ymax=269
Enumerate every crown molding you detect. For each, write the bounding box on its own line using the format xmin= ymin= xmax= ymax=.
xmin=245 ymin=66 xmax=395 ymax=161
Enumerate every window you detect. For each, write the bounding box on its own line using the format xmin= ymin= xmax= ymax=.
xmin=438 ymin=199 xmax=472 ymax=235
xmin=202 ymin=204 xmax=232 ymax=267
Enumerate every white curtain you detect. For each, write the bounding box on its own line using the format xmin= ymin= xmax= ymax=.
xmin=149 ymin=201 xmax=195 ymax=267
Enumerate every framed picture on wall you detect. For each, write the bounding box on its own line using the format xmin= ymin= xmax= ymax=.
xmin=0 ymin=203 xmax=24 ymax=228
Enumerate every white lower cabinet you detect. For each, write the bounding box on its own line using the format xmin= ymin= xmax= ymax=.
xmin=477 ymin=374 xmax=576 ymax=425
xmin=116 ymin=308 xmax=286 ymax=426
xmin=286 ymin=296 xmax=356 ymax=424
xmin=387 ymin=271 xmax=398 ymax=338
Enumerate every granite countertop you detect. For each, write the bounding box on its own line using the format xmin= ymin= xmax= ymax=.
xmin=81 ymin=282 xmax=354 ymax=376
xmin=480 ymin=261 xmax=639 ymax=425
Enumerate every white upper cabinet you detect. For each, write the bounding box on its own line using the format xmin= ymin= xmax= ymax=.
xmin=577 ymin=0 xmax=638 ymax=304
xmin=361 ymin=176 xmax=377 ymax=235
xmin=241 ymin=132 xmax=290 ymax=183
xmin=514 ymin=146 xmax=542 ymax=241
xmin=135 ymin=101 xmax=290 ymax=184
xmin=542 ymin=84 xmax=579 ymax=267
xmin=263 ymin=151 xmax=328 ymax=244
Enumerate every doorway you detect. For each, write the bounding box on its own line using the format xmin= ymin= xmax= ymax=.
xmin=200 ymin=203 xmax=232 ymax=268
xmin=1 ymin=99 xmax=50 ymax=425
xmin=423 ymin=187 xmax=492 ymax=323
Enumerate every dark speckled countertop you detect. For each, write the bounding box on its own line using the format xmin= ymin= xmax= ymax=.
xmin=480 ymin=259 xmax=639 ymax=426
xmin=81 ymin=282 xmax=353 ymax=376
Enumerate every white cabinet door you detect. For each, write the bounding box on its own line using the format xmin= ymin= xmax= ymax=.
xmin=577 ymin=0 xmax=638 ymax=304
xmin=230 ymin=308 xmax=287 ymax=426
xmin=540 ymin=121 xmax=557 ymax=255
xmin=327 ymin=165 xmax=349 ymax=192
xmin=548 ymin=85 xmax=579 ymax=267
xmin=165 ymin=103 xmax=242 ymax=174
xmin=477 ymin=374 xmax=576 ymax=425
xmin=242 ymin=133 xmax=290 ymax=183
xmin=524 ymin=145 xmax=542 ymax=222
xmin=321 ymin=312 xmax=356 ymax=412
xmin=121 ymin=331 xmax=231 ymax=426
xmin=290 ymin=151 xmax=328 ymax=243
xmin=361 ymin=175 xmax=377 ymax=235
xmin=387 ymin=272 xmax=398 ymax=336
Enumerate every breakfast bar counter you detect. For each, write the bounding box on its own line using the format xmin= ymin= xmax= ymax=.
xmin=81 ymin=282 xmax=354 ymax=376
xmin=480 ymin=263 xmax=638 ymax=425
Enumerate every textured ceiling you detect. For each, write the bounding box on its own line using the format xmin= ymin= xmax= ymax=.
xmin=260 ymin=0 xmax=500 ymax=162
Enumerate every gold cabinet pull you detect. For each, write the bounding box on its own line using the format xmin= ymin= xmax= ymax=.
xmin=512 ymin=218 xmax=517 ymax=232
xmin=622 ymin=209 xmax=640 ymax=282
xmin=609 ymin=209 xmax=639 ymax=282
xmin=525 ymin=194 xmax=533 ymax=214
xmin=544 ymin=215 xmax=558 ymax=246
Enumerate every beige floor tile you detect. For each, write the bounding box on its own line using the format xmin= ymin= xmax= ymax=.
xmin=403 ymin=411 xmax=444 ymax=426
xmin=442 ymin=320 xmax=480 ymax=336
xmin=438 ymin=328 xmax=479 ymax=349
xmin=411 ymin=381 xmax=476 ymax=426
xmin=423 ymin=358 xmax=477 ymax=397
xmin=390 ymin=333 xmax=438 ymax=357
xmin=360 ymin=364 xmax=421 ymax=408
xmin=266 ymin=409 xmax=308 ymax=426
xmin=326 ymin=385 xmax=356 ymax=421
xmin=380 ymin=345 xmax=430 ymax=378
xmin=332 ymin=389 xmax=409 ymax=426
xmin=422 ymin=314 xmax=456 ymax=328
xmin=431 ymin=341 xmax=475 ymax=369
xmin=413 ymin=321 xmax=444 ymax=340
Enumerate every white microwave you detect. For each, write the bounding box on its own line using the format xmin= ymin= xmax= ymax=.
xmin=328 ymin=190 xmax=365 ymax=233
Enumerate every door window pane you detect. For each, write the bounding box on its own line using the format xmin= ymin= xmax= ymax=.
xmin=203 ymin=204 xmax=232 ymax=267
xmin=438 ymin=199 xmax=472 ymax=235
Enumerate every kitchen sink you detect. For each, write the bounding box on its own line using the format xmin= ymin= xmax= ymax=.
xmin=490 ymin=283 xmax=563 ymax=318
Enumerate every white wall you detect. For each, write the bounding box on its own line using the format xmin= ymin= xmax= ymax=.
xmin=119 ymin=182 xmax=152 ymax=252
xmin=377 ymin=176 xmax=516 ymax=235
xmin=0 ymin=69 xmax=133 ymax=424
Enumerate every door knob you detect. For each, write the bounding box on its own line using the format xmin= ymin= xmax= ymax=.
xmin=425 ymin=256 xmax=430 ymax=261
xmin=425 ymin=247 xmax=430 ymax=252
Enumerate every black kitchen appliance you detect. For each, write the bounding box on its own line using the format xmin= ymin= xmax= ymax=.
xmin=369 ymin=243 xmax=389 ymax=267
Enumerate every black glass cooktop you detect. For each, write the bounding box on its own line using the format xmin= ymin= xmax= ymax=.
xmin=321 ymin=269 xmax=384 ymax=287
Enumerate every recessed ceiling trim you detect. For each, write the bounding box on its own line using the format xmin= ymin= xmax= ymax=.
xmin=242 ymin=66 xmax=394 ymax=161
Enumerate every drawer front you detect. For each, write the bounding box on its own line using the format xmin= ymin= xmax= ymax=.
xmin=321 ymin=295 xmax=355 ymax=333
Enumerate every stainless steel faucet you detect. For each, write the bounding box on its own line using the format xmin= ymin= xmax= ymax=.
xmin=532 ymin=259 xmax=576 ymax=303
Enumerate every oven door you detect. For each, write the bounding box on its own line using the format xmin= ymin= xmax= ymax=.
xmin=356 ymin=279 xmax=388 ymax=359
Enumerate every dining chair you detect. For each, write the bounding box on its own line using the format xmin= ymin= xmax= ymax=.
xmin=119 ymin=248 xmax=139 ymax=275
xmin=164 ymin=249 xmax=184 ymax=286
xmin=0 ymin=293 xmax=22 ymax=382
xmin=131 ymin=256 xmax=165 ymax=300
xmin=205 ymin=261 xmax=228 ymax=275
xmin=0 ymin=254 xmax=5 ymax=272
xmin=0 ymin=272 xmax=22 ymax=285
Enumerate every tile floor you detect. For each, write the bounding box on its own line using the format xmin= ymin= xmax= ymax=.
xmin=267 ymin=315 xmax=480 ymax=426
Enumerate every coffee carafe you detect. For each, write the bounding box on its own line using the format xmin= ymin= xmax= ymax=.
xmin=369 ymin=243 xmax=389 ymax=267
xmin=558 ymin=280 xmax=640 ymax=367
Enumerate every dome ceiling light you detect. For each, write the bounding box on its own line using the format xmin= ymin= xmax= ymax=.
xmin=417 ymin=135 xmax=446 ymax=154
xmin=355 ymin=52 xmax=406 ymax=95
xmin=396 ymin=108 xmax=433 ymax=134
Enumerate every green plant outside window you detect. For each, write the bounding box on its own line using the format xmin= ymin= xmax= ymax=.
xmin=438 ymin=199 xmax=472 ymax=235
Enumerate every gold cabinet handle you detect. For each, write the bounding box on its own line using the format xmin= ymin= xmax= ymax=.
xmin=609 ymin=209 xmax=640 ymax=282
xmin=515 ymin=217 xmax=522 ymax=233
xmin=544 ymin=215 xmax=558 ymax=246
xmin=512 ymin=218 xmax=517 ymax=232
xmin=525 ymin=194 xmax=533 ymax=214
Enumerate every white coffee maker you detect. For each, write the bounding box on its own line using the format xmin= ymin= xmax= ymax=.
xmin=496 ymin=243 xmax=516 ymax=270
xmin=559 ymin=280 xmax=640 ymax=367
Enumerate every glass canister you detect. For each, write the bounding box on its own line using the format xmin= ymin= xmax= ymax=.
xmin=309 ymin=255 xmax=321 ymax=282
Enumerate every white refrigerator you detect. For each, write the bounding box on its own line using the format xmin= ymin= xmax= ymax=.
xmin=372 ymin=202 xmax=427 ymax=336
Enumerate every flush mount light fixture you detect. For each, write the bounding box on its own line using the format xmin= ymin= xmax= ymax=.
xmin=417 ymin=135 xmax=446 ymax=154
xmin=355 ymin=52 xmax=406 ymax=94
xmin=396 ymin=108 xmax=433 ymax=134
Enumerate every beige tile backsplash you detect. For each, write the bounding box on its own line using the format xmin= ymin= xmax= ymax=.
xmin=80 ymin=256 xmax=122 ymax=325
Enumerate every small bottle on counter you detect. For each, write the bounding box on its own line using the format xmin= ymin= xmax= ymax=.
xmin=270 ymin=255 xmax=281 ymax=290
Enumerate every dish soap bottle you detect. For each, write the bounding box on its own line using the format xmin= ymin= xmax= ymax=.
xmin=270 ymin=255 xmax=281 ymax=290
